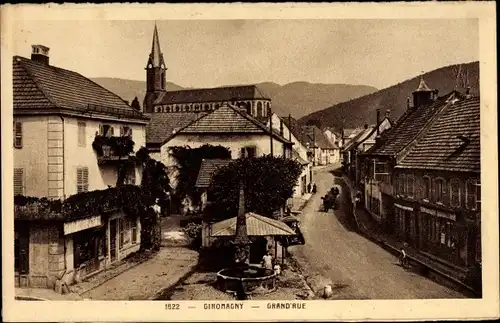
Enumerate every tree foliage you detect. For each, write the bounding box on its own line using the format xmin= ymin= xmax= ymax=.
xmin=131 ymin=96 xmax=141 ymax=111
xmin=207 ymin=155 xmax=303 ymax=221
xmin=169 ymin=144 xmax=231 ymax=201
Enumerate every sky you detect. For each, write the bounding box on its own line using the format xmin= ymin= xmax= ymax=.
xmin=11 ymin=19 xmax=479 ymax=90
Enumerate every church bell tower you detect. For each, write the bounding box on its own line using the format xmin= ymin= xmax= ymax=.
xmin=144 ymin=23 xmax=167 ymax=113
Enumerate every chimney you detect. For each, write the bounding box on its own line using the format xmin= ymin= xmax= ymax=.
xmin=385 ymin=109 xmax=391 ymax=119
xmin=31 ymin=45 xmax=50 ymax=65
xmin=280 ymin=119 xmax=284 ymax=136
xmin=364 ymin=123 xmax=368 ymax=129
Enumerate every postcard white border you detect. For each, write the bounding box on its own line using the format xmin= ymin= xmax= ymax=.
xmin=1 ymin=2 xmax=498 ymax=321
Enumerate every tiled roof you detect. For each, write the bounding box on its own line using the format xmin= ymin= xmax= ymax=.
xmin=365 ymin=91 xmax=460 ymax=156
xmin=166 ymin=103 xmax=292 ymax=144
xmin=145 ymin=112 xmax=206 ymax=145
xmin=281 ymin=115 xmax=302 ymax=140
xmin=13 ymin=56 xmax=148 ymax=121
xmin=397 ymin=97 xmax=480 ymax=172
xmin=195 ymin=159 xmax=233 ymax=188
xmin=153 ymin=85 xmax=269 ymax=105
xmin=211 ymin=212 xmax=296 ymax=237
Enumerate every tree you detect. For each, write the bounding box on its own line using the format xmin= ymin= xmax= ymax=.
xmin=131 ymin=96 xmax=141 ymax=111
xmin=170 ymin=144 xmax=231 ymax=203
xmin=135 ymin=147 xmax=171 ymax=250
xmin=207 ymin=155 xmax=303 ymax=221
xmin=306 ymin=119 xmax=322 ymax=128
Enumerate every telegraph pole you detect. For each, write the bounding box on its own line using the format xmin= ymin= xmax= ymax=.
xmin=269 ymin=107 xmax=273 ymax=157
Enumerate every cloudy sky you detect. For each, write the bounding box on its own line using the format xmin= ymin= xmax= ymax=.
xmin=11 ymin=19 xmax=478 ymax=90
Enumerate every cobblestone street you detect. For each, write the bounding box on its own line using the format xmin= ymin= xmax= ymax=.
xmin=288 ymin=165 xmax=465 ymax=299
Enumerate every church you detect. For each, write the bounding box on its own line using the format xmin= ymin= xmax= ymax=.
xmin=143 ymin=25 xmax=272 ymax=119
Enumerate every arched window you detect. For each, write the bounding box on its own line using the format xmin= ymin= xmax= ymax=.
xmin=175 ymin=106 xmax=180 ymax=112
xmin=204 ymin=104 xmax=210 ymax=111
xmin=215 ymin=103 xmax=220 ymax=109
xmin=423 ymin=176 xmax=431 ymax=200
xmin=194 ymin=104 xmax=200 ymax=112
xmin=246 ymin=102 xmax=252 ymax=115
xmin=257 ymin=102 xmax=263 ymax=117
xmin=450 ymin=178 xmax=460 ymax=207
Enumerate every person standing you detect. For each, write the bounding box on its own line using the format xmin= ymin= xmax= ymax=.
xmin=262 ymin=251 xmax=273 ymax=270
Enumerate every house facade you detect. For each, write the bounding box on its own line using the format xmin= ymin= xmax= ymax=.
xmin=391 ymin=96 xmax=480 ymax=273
xmin=13 ymin=46 xmax=149 ymax=289
xmin=267 ymin=113 xmax=312 ymax=198
xmin=159 ymin=103 xmax=293 ymax=194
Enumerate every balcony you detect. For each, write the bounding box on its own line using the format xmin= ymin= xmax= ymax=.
xmin=92 ymin=135 xmax=135 ymax=165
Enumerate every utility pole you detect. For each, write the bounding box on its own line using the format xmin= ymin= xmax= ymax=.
xmin=269 ymin=107 xmax=273 ymax=157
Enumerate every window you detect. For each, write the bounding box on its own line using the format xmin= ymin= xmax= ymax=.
xmin=14 ymin=121 xmax=23 ymax=148
xmin=99 ymin=124 xmax=114 ymax=137
xmin=119 ymin=217 xmax=131 ymax=249
xmin=434 ymin=178 xmax=445 ymax=203
xmin=407 ymin=174 xmax=414 ymax=197
xmin=78 ymin=122 xmax=86 ymax=147
xmin=257 ymin=102 xmax=263 ymax=117
xmin=131 ymin=217 xmax=138 ymax=244
xmin=466 ymin=178 xmax=481 ymax=210
xmin=14 ymin=168 xmax=24 ymax=196
xmin=194 ymin=104 xmax=200 ymax=112
xmin=423 ymin=176 xmax=431 ymax=201
xmin=204 ymin=104 xmax=210 ymax=111
xmin=120 ymin=125 xmax=132 ymax=137
xmin=76 ymin=167 xmax=89 ymax=193
xmin=374 ymin=161 xmax=389 ymax=182
xmin=450 ymin=178 xmax=460 ymax=207
xmin=240 ymin=146 xmax=257 ymax=158
xmin=398 ymin=174 xmax=405 ymax=195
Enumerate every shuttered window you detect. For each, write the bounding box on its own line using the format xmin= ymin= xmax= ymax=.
xmin=14 ymin=168 xmax=24 ymax=196
xmin=407 ymin=174 xmax=414 ymax=197
xmin=423 ymin=176 xmax=431 ymax=200
xmin=14 ymin=121 xmax=23 ymax=148
xmin=78 ymin=122 xmax=86 ymax=147
xmin=434 ymin=178 xmax=446 ymax=203
xmin=76 ymin=167 xmax=89 ymax=193
xmin=466 ymin=178 xmax=480 ymax=210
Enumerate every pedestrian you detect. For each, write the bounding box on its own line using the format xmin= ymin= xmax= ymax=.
xmin=400 ymin=246 xmax=407 ymax=268
xmin=312 ymin=183 xmax=317 ymax=194
xmin=307 ymin=183 xmax=312 ymax=193
xmin=262 ymin=251 xmax=273 ymax=270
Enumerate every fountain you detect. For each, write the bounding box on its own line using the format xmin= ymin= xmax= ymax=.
xmin=215 ymin=182 xmax=278 ymax=296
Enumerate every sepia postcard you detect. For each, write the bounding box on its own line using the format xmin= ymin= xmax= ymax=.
xmin=1 ymin=2 xmax=499 ymax=322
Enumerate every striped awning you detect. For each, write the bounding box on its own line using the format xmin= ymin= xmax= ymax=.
xmin=211 ymin=212 xmax=296 ymax=237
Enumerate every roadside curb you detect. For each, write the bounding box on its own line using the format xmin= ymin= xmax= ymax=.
xmin=77 ymin=251 xmax=157 ymax=297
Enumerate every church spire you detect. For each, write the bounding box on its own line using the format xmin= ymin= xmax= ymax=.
xmin=147 ymin=22 xmax=166 ymax=69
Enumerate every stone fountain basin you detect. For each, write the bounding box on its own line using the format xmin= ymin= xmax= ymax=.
xmin=216 ymin=265 xmax=277 ymax=295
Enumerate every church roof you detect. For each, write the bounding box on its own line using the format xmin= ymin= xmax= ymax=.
xmin=147 ymin=24 xmax=166 ymax=68
xmin=13 ymin=56 xmax=148 ymax=122
xmin=153 ymin=85 xmax=270 ymax=105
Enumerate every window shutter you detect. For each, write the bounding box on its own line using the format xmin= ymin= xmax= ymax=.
xmin=83 ymin=167 xmax=89 ymax=192
xmin=14 ymin=168 xmax=24 ymax=196
xmin=442 ymin=179 xmax=449 ymax=204
xmin=109 ymin=126 xmax=114 ymax=136
xmin=99 ymin=125 xmax=105 ymax=136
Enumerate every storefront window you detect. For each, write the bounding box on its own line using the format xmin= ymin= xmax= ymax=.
xmin=119 ymin=217 xmax=131 ymax=249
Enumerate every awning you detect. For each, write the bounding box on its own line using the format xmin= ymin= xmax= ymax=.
xmin=64 ymin=215 xmax=102 ymax=235
xmin=211 ymin=212 xmax=296 ymax=237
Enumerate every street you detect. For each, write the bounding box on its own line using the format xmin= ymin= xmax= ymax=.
xmin=288 ymin=165 xmax=465 ymax=299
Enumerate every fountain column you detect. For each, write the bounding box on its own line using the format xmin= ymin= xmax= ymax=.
xmin=233 ymin=181 xmax=252 ymax=265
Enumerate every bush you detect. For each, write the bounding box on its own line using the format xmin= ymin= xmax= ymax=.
xmin=182 ymin=222 xmax=202 ymax=248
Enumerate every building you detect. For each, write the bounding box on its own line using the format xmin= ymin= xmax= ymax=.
xmin=158 ymin=103 xmax=293 ymax=193
xmin=360 ymin=79 xmax=462 ymax=226
xmin=342 ymin=110 xmax=392 ymax=187
xmin=392 ymin=95 xmax=480 ymax=275
xmin=300 ymin=125 xmax=339 ymax=166
xmin=143 ymin=24 xmax=271 ymax=120
xmin=13 ymin=45 xmax=149 ymax=289
xmin=267 ymin=113 xmax=312 ymax=198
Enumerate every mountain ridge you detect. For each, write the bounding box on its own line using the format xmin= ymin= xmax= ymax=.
xmin=298 ymin=61 xmax=480 ymax=130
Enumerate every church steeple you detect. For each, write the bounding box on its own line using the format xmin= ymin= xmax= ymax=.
xmin=144 ymin=23 xmax=167 ymax=112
